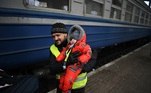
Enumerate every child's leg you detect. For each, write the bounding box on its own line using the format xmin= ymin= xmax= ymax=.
xmin=61 ymin=64 xmax=82 ymax=92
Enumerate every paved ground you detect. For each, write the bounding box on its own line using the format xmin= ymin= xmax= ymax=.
xmin=86 ymin=43 xmax=151 ymax=93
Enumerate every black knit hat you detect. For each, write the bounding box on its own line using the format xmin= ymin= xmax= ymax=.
xmin=51 ymin=23 xmax=67 ymax=34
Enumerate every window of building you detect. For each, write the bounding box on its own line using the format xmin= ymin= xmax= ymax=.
xmin=112 ymin=0 xmax=123 ymax=7
xmin=125 ymin=1 xmax=133 ymax=22
xmin=85 ymin=0 xmax=104 ymax=16
xmin=24 ymin=0 xmax=69 ymax=11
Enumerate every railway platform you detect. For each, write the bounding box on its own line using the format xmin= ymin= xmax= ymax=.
xmin=86 ymin=42 xmax=151 ymax=93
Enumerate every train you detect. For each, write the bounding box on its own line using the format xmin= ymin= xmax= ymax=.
xmin=0 ymin=0 xmax=151 ymax=74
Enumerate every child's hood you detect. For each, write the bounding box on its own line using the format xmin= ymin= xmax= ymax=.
xmin=68 ymin=25 xmax=86 ymax=43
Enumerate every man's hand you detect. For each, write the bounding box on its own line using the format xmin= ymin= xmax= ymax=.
xmin=66 ymin=51 xmax=81 ymax=66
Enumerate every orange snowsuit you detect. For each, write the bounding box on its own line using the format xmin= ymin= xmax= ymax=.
xmin=56 ymin=25 xmax=92 ymax=93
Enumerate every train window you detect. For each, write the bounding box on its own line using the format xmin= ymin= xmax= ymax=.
xmin=110 ymin=7 xmax=121 ymax=20
xmin=135 ymin=7 xmax=140 ymax=15
xmin=125 ymin=13 xmax=132 ymax=22
xmin=134 ymin=7 xmax=140 ymax=23
xmin=85 ymin=0 xmax=104 ymax=16
xmin=110 ymin=0 xmax=122 ymax=20
xmin=134 ymin=16 xmax=139 ymax=23
xmin=149 ymin=15 xmax=151 ymax=25
xmin=112 ymin=0 xmax=123 ymax=7
xmin=24 ymin=0 xmax=69 ymax=11
xmin=140 ymin=11 xmax=145 ymax=24
xmin=126 ymin=1 xmax=133 ymax=13
xmin=145 ymin=13 xmax=149 ymax=19
xmin=145 ymin=13 xmax=149 ymax=24
xmin=125 ymin=1 xmax=133 ymax=22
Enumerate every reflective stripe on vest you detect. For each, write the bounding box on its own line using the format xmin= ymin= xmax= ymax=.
xmin=50 ymin=44 xmax=71 ymax=62
xmin=65 ymin=49 xmax=71 ymax=62
xmin=72 ymin=72 xmax=87 ymax=89
xmin=50 ymin=44 xmax=88 ymax=89
xmin=50 ymin=44 xmax=60 ymax=57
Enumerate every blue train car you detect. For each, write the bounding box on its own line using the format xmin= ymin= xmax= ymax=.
xmin=0 ymin=0 xmax=151 ymax=72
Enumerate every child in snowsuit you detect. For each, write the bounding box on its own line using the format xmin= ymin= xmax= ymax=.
xmin=56 ymin=25 xmax=92 ymax=93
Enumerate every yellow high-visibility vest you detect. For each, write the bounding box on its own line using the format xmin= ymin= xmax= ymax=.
xmin=50 ymin=44 xmax=87 ymax=89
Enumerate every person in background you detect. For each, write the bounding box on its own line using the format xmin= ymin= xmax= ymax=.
xmin=49 ymin=23 xmax=91 ymax=93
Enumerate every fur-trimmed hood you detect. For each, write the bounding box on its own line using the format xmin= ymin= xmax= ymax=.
xmin=68 ymin=25 xmax=86 ymax=43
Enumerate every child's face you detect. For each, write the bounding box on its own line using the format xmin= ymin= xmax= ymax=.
xmin=70 ymin=30 xmax=80 ymax=40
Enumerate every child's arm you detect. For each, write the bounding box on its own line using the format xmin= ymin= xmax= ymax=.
xmin=78 ymin=44 xmax=92 ymax=64
xmin=56 ymin=48 xmax=67 ymax=62
xmin=56 ymin=39 xmax=77 ymax=62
